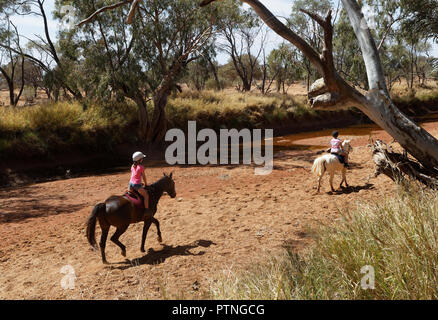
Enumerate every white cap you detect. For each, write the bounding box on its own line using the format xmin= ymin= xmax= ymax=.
xmin=132 ymin=151 xmax=146 ymax=162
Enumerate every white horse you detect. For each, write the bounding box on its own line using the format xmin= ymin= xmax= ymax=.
xmin=312 ymin=140 xmax=353 ymax=193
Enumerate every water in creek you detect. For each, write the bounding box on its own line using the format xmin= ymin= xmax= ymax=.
xmin=273 ymin=112 xmax=438 ymax=152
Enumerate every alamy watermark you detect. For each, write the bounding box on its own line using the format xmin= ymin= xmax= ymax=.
xmin=60 ymin=265 xmax=76 ymax=290
xmin=165 ymin=121 xmax=273 ymax=175
xmin=361 ymin=265 xmax=375 ymax=290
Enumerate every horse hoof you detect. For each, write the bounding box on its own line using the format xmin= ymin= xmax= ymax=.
xmin=157 ymin=236 xmax=163 ymax=243
xmin=140 ymin=248 xmax=145 ymax=253
xmin=121 ymin=251 xmax=126 ymax=257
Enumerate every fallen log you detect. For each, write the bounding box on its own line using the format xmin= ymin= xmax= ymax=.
xmin=370 ymin=140 xmax=438 ymax=188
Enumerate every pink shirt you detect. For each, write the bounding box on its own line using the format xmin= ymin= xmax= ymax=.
xmin=331 ymin=138 xmax=343 ymax=153
xmin=130 ymin=165 xmax=144 ymax=185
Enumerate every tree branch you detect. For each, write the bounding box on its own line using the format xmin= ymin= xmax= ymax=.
xmin=77 ymin=0 xmax=131 ymax=27
xmin=340 ymin=0 xmax=388 ymax=92
xmin=126 ymin=0 xmax=142 ymax=24
xmin=371 ymin=140 xmax=438 ymax=188
xmin=205 ymin=0 xmax=326 ymax=75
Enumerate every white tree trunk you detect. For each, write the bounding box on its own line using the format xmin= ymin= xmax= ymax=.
xmin=340 ymin=0 xmax=438 ymax=171
xmin=202 ymin=0 xmax=438 ymax=172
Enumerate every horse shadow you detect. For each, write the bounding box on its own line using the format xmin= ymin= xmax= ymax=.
xmin=330 ymin=183 xmax=375 ymax=195
xmin=110 ymin=240 xmax=216 ymax=270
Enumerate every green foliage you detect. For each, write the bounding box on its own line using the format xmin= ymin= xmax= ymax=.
xmin=183 ymin=59 xmax=212 ymax=91
xmin=267 ymin=44 xmax=304 ymax=93
xmin=26 ymin=103 xmax=83 ymax=133
xmin=166 ymin=90 xmax=317 ymax=130
xmin=401 ymin=0 xmax=438 ymax=40
xmin=333 ymin=8 xmax=368 ymax=89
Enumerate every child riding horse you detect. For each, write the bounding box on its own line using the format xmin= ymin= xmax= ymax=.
xmin=330 ymin=131 xmax=349 ymax=168
xmin=129 ymin=151 xmax=149 ymax=210
xmin=86 ymin=173 xmax=176 ymax=264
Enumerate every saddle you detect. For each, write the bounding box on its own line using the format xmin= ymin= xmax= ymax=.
xmin=124 ymin=189 xmax=145 ymax=210
xmin=331 ymin=152 xmax=345 ymax=164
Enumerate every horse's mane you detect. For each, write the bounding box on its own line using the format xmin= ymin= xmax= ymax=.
xmin=146 ymin=176 xmax=169 ymax=195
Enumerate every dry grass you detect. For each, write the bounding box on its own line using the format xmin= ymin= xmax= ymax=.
xmin=167 ymin=89 xmax=314 ymax=130
xmin=0 ymin=101 xmax=137 ymax=159
xmin=209 ymin=184 xmax=438 ymax=300
xmin=390 ymin=79 xmax=438 ymax=97
xmin=1 ymin=82 xmax=438 ymax=160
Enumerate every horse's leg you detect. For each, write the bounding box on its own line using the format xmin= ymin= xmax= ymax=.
xmin=110 ymin=225 xmax=129 ymax=257
xmin=97 ymin=216 xmax=110 ymax=264
xmin=141 ymin=219 xmax=152 ymax=253
xmin=317 ymin=175 xmax=323 ymax=193
xmin=152 ymin=217 xmax=162 ymax=243
xmin=329 ymin=171 xmax=335 ymax=192
xmin=342 ymin=167 xmax=349 ymax=188
xmin=99 ymin=227 xmax=110 ymax=264
xmin=340 ymin=167 xmax=346 ymax=188
xmin=317 ymin=167 xmax=325 ymax=193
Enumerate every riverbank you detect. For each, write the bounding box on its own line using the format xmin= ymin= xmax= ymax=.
xmin=1 ymin=88 xmax=438 ymax=187
xmin=1 ymin=119 xmax=437 ymax=299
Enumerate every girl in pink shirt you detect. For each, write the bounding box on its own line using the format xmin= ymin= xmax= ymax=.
xmin=330 ymin=131 xmax=348 ymax=167
xmin=129 ymin=152 xmax=149 ymax=209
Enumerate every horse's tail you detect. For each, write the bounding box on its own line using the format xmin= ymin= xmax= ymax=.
xmin=312 ymin=156 xmax=327 ymax=177
xmin=86 ymin=203 xmax=105 ymax=250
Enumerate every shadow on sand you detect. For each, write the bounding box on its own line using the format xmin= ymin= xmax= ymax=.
xmin=0 ymin=185 xmax=87 ymax=223
xmin=108 ymin=240 xmax=216 ymax=270
xmin=329 ymin=183 xmax=375 ymax=195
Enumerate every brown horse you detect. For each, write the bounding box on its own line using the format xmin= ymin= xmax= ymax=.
xmin=86 ymin=173 xmax=176 ymax=264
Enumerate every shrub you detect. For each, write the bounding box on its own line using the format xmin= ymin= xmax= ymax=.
xmin=26 ymin=102 xmax=83 ymax=134
xmin=0 ymin=100 xmax=138 ymax=159
xmin=209 ymin=185 xmax=438 ymax=300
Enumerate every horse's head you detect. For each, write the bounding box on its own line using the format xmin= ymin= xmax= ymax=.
xmin=162 ymin=172 xmax=176 ymax=198
xmin=342 ymin=140 xmax=353 ymax=154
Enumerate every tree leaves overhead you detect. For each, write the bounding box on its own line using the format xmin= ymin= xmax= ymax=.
xmin=401 ymin=0 xmax=438 ymax=40
xmin=55 ymin=0 xmax=216 ymax=98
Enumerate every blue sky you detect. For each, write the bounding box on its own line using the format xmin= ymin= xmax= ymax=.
xmin=10 ymin=0 xmax=438 ymax=64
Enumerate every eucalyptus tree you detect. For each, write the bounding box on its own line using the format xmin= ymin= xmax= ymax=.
xmin=215 ymin=0 xmax=264 ymax=92
xmin=287 ymin=0 xmax=333 ymax=90
xmin=182 ymin=46 xmax=218 ymax=91
xmin=363 ymin=0 xmax=433 ymax=90
xmin=333 ymin=0 xmax=406 ymax=91
xmin=267 ymin=43 xmax=303 ymax=94
xmin=0 ymin=17 xmax=25 ymax=106
xmin=0 ymin=0 xmax=83 ymax=100
xmin=184 ymin=58 xmax=210 ymax=91
xmin=401 ymin=0 xmax=438 ymax=40
xmin=333 ymin=0 xmax=435 ymax=92
xmin=202 ymin=0 xmax=438 ymax=185
xmin=69 ymin=0 xmax=216 ymax=146
xmin=333 ymin=9 xmax=368 ymax=90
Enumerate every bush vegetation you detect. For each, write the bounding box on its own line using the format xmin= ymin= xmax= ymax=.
xmin=0 ymin=101 xmax=138 ymax=159
xmin=1 ymin=87 xmax=438 ymax=160
xmin=209 ymin=184 xmax=438 ymax=300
